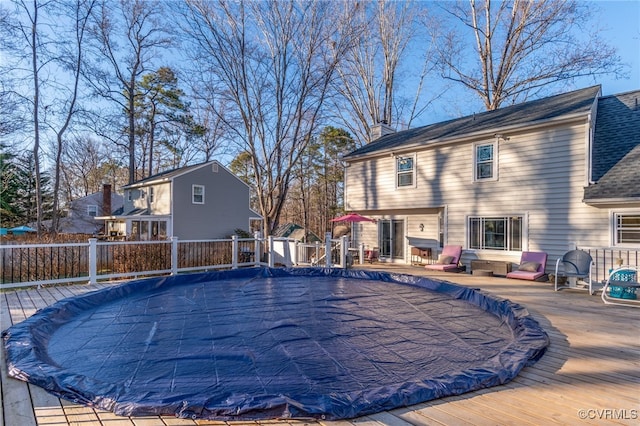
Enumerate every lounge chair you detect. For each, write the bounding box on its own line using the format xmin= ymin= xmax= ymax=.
xmin=425 ymin=245 xmax=462 ymax=272
xmin=506 ymin=251 xmax=548 ymax=281
xmin=554 ymin=249 xmax=595 ymax=294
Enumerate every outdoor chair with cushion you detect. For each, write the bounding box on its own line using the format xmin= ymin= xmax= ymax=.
xmin=366 ymin=247 xmax=379 ymax=263
xmin=554 ymin=249 xmax=596 ymax=294
xmin=425 ymin=245 xmax=463 ymax=272
xmin=506 ymin=251 xmax=548 ymax=281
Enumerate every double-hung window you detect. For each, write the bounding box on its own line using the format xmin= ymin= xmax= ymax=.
xmin=192 ymin=184 xmax=205 ymax=204
xmin=474 ymin=142 xmax=497 ymax=181
xmin=469 ymin=216 xmax=523 ymax=251
xmin=396 ymin=154 xmax=415 ymax=188
xmin=614 ymin=213 xmax=640 ymax=245
xmin=87 ymin=205 xmax=98 ymax=217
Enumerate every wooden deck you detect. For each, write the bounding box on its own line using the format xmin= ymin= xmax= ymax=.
xmin=2 ymin=264 xmax=639 ymax=426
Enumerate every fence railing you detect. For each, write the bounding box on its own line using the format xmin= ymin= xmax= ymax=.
xmin=577 ymin=246 xmax=640 ymax=283
xmin=0 ymin=233 xmax=353 ymax=290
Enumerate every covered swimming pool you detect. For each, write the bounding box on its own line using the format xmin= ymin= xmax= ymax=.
xmin=2 ymin=267 xmax=549 ymax=420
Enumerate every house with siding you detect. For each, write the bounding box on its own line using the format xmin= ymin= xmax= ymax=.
xmin=97 ymin=161 xmax=261 ymax=240
xmin=41 ymin=184 xmax=123 ymax=235
xmin=342 ymin=86 xmax=640 ymax=273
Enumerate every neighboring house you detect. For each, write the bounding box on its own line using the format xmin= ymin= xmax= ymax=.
xmin=342 ymin=86 xmax=640 ymax=270
xmin=41 ymin=184 xmax=124 ymax=235
xmin=98 ymin=161 xmax=261 ymax=240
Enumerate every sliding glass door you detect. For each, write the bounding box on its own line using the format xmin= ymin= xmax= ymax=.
xmin=379 ymin=219 xmax=404 ymax=259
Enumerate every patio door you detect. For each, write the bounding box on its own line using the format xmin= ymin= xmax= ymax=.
xmin=379 ymin=219 xmax=404 ymax=259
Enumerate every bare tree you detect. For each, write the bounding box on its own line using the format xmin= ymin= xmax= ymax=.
xmin=86 ymin=0 xmax=171 ymax=183
xmin=436 ymin=0 xmax=625 ymax=110
xmin=1 ymin=0 xmax=56 ymax=234
xmin=61 ymin=135 xmax=126 ymax=200
xmin=48 ymin=0 xmax=95 ymax=232
xmin=178 ymin=0 xmax=358 ymax=236
xmin=333 ymin=0 xmax=437 ymax=145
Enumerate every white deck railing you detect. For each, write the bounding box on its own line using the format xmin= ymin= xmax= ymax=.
xmin=577 ymin=246 xmax=640 ymax=283
xmin=0 ymin=233 xmax=355 ymax=290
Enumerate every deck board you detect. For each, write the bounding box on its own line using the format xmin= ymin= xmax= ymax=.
xmin=2 ymin=265 xmax=639 ymax=426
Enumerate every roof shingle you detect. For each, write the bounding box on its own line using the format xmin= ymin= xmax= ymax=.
xmin=584 ymin=90 xmax=640 ymax=203
xmin=345 ymin=86 xmax=601 ymax=158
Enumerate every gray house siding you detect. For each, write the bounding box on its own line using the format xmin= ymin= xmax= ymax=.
xmin=172 ymin=163 xmax=254 ymax=239
xmin=50 ymin=189 xmax=124 ymax=235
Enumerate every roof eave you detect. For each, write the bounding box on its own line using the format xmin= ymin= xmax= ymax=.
xmin=344 ymin=111 xmax=591 ymax=162
xmin=123 ymin=177 xmax=171 ymax=189
xmin=583 ymin=197 xmax=640 ymax=207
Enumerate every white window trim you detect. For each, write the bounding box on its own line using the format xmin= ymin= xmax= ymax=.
xmin=465 ymin=213 xmax=527 ymax=252
xmin=611 ymin=210 xmax=640 ymax=247
xmin=395 ymin=153 xmax=417 ymax=189
xmin=472 ymin=141 xmax=498 ymax=182
xmin=87 ymin=205 xmax=98 ymax=217
xmin=192 ymin=184 xmax=205 ymax=204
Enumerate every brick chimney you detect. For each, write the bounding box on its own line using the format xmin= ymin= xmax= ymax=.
xmin=102 ymin=184 xmax=112 ymax=216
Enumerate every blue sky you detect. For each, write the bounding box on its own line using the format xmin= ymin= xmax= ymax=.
xmin=411 ymin=0 xmax=640 ymax=127
xmin=580 ymin=0 xmax=640 ymax=96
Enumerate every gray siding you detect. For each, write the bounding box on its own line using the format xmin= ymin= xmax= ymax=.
xmin=172 ymin=163 xmax=254 ymax=239
xmin=345 ymin=120 xmax=612 ymax=270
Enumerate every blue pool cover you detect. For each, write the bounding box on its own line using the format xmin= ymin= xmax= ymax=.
xmin=3 ymin=267 xmax=549 ymax=420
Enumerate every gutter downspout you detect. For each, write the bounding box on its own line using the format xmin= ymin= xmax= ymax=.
xmin=587 ymin=89 xmax=602 ymax=185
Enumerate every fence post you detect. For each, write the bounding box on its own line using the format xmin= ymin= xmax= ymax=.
xmin=313 ymin=241 xmax=320 ymax=266
xmin=325 ymin=232 xmax=332 ymax=268
xmin=341 ymin=235 xmax=349 ymax=269
xmin=254 ymin=231 xmax=261 ymax=267
xmin=268 ymin=236 xmax=275 ymax=267
xmin=171 ymin=237 xmax=179 ymax=275
xmin=88 ymin=238 xmax=97 ymax=285
xmin=232 ymin=235 xmax=238 ymax=269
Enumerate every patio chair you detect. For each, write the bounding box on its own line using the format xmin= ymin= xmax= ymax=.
xmin=554 ymin=249 xmax=595 ymax=294
xmin=425 ymin=245 xmax=463 ymax=272
xmin=366 ymin=247 xmax=379 ymax=263
xmin=506 ymin=251 xmax=548 ymax=281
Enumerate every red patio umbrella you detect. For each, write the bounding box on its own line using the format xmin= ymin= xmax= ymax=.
xmin=330 ymin=213 xmax=375 ymax=223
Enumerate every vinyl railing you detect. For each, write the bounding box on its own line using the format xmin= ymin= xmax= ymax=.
xmin=0 ymin=233 xmax=353 ymax=290
xmin=577 ymin=246 xmax=640 ymax=283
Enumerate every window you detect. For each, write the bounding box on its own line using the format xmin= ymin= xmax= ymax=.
xmin=615 ymin=213 xmax=640 ymax=245
xmin=396 ymin=155 xmax=415 ymax=188
xmin=127 ymin=190 xmax=132 ymax=201
xmin=474 ymin=142 xmax=497 ymax=181
xmin=87 ymin=205 xmax=98 ymax=217
xmin=149 ymin=187 xmax=154 ymax=203
xmin=192 ymin=184 xmax=205 ymax=204
xmin=469 ymin=216 xmax=523 ymax=251
xmin=131 ymin=221 xmax=140 ymax=240
xmin=151 ymin=220 xmax=167 ymax=240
